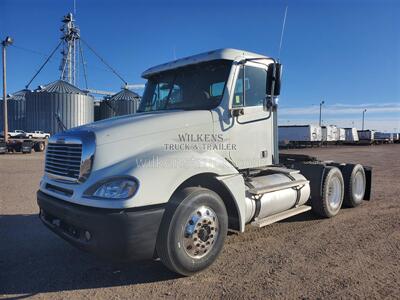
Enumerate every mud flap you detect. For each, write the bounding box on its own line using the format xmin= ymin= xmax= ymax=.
xmin=363 ymin=166 xmax=372 ymax=200
xmin=289 ymin=163 xmax=326 ymax=204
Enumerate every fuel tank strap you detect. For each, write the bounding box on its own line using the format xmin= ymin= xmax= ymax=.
xmin=284 ymin=173 xmax=302 ymax=208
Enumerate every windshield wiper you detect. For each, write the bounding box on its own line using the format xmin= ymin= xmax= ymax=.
xmin=162 ymin=73 xmax=178 ymax=110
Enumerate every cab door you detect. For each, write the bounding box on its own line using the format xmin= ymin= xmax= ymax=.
xmin=215 ymin=62 xmax=274 ymax=169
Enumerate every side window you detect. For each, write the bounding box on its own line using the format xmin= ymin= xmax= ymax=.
xmin=210 ymin=82 xmax=225 ymax=97
xmin=233 ymin=65 xmax=267 ymax=107
xmin=233 ymin=67 xmax=244 ymax=107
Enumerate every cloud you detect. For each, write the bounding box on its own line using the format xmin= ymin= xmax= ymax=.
xmin=278 ymin=102 xmax=400 ymax=131
xmin=279 ymin=102 xmax=400 ymax=115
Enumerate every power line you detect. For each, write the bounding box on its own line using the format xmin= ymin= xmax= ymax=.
xmin=78 ymin=39 xmax=88 ymax=89
xmin=25 ymin=40 xmax=63 ymax=89
xmin=278 ymin=5 xmax=288 ymax=61
xmin=11 ymin=44 xmax=50 ymax=57
xmin=80 ymin=37 xmax=128 ymax=85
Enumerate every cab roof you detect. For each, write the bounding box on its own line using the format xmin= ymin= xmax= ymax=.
xmin=141 ymin=48 xmax=270 ymax=78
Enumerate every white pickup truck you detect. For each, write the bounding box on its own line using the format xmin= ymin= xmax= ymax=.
xmin=25 ymin=131 xmax=50 ymax=139
xmin=7 ymin=130 xmax=27 ymax=138
xmin=37 ymin=49 xmax=372 ymax=276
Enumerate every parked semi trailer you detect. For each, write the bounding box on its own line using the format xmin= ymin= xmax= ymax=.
xmin=358 ymin=130 xmax=375 ymax=144
xmin=336 ymin=128 xmax=346 ymax=144
xmin=37 ymin=49 xmax=372 ymax=276
xmin=374 ymin=132 xmax=393 ymax=144
xmin=393 ymin=133 xmax=400 ymax=143
xmin=278 ymin=125 xmax=322 ymax=148
xmin=344 ymin=127 xmax=359 ymax=143
xmin=322 ymin=125 xmax=338 ymax=144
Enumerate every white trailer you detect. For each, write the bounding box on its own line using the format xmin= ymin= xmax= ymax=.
xmin=336 ymin=128 xmax=346 ymax=142
xmin=322 ymin=125 xmax=338 ymax=143
xmin=344 ymin=128 xmax=359 ymax=143
xmin=278 ymin=125 xmax=322 ymax=147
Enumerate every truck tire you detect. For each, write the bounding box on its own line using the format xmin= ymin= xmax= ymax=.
xmin=311 ymin=166 xmax=344 ymax=218
xmin=34 ymin=142 xmax=45 ymax=152
xmin=156 ymin=187 xmax=228 ymax=276
xmin=342 ymin=164 xmax=366 ymax=207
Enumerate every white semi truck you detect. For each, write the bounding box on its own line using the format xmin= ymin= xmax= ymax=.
xmin=37 ymin=49 xmax=372 ymax=276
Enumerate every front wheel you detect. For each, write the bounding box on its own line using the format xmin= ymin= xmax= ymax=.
xmin=156 ymin=187 xmax=228 ymax=276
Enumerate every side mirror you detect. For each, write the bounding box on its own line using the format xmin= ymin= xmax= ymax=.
xmin=266 ymin=63 xmax=282 ymax=96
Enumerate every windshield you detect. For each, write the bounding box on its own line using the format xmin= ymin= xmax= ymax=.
xmin=138 ymin=60 xmax=232 ymax=112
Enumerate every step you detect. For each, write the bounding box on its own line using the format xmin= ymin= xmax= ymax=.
xmin=248 ymin=179 xmax=309 ymax=195
xmin=251 ymin=205 xmax=312 ymax=228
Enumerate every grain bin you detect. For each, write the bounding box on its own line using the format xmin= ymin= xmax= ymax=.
xmin=94 ymin=101 xmax=101 ymax=121
xmin=98 ymin=88 xmax=140 ymax=120
xmin=0 ymin=89 xmax=29 ymax=131
xmin=25 ymin=80 xmax=94 ymax=134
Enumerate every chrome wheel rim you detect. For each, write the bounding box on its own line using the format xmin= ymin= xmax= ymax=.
xmin=181 ymin=206 xmax=219 ymax=259
xmin=328 ymin=176 xmax=342 ymax=209
xmin=353 ymin=171 xmax=365 ymax=199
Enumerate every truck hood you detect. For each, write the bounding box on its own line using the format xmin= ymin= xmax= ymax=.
xmin=72 ymin=110 xmax=214 ymax=146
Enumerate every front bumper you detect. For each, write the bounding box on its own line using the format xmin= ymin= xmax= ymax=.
xmin=37 ymin=190 xmax=165 ymax=261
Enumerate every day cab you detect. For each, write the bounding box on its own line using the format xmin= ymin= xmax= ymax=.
xmin=37 ymin=49 xmax=371 ymax=275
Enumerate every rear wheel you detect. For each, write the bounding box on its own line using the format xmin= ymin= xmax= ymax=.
xmin=342 ymin=164 xmax=366 ymax=207
xmin=311 ymin=166 xmax=344 ymax=218
xmin=156 ymin=187 xmax=228 ymax=276
xmin=34 ymin=142 xmax=45 ymax=152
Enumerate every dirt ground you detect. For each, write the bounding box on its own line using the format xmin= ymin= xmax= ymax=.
xmin=1 ymin=144 xmax=399 ymax=299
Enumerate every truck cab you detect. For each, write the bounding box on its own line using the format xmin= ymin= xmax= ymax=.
xmin=37 ymin=49 xmax=371 ymax=276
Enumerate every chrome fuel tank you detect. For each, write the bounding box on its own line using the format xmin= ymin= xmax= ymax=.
xmin=244 ymin=173 xmax=311 ymax=223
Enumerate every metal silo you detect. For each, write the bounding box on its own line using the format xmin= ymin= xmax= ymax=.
xmin=98 ymin=88 xmax=140 ymax=120
xmin=0 ymin=89 xmax=28 ymax=132
xmin=25 ymin=80 xmax=94 ymax=134
xmin=94 ymin=101 xmax=101 ymax=121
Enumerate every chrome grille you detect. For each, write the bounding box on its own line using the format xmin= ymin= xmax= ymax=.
xmin=45 ymin=143 xmax=82 ymax=180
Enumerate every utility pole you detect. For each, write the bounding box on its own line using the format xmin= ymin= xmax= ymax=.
xmin=2 ymin=36 xmax=13 ymax=143
xmin=319 ymin=100 xmax=325 ymax=126
xmin=362 ymin=109 xmax=367 ymax=130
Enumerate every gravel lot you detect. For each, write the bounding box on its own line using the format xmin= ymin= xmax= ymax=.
xmin=1 ymin=145 xmax=399 ymax=299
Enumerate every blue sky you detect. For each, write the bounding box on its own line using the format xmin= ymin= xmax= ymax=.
xmin=1 ymin=0 xmax=399 ymax=131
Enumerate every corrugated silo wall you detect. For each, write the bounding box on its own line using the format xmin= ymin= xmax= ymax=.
xmin=0 ymin=100 xmax=26 ymax=131
xmin=98 ymin=100 xmax=114 ymax=120
xmin=26 ymin=92 xmax=94 ymax=135
xmin=98 ymin=99 xmax=138 ymax=121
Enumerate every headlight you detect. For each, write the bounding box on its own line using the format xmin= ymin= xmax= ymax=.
xmin=84 ymin=176 xmax=138 ymax=200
